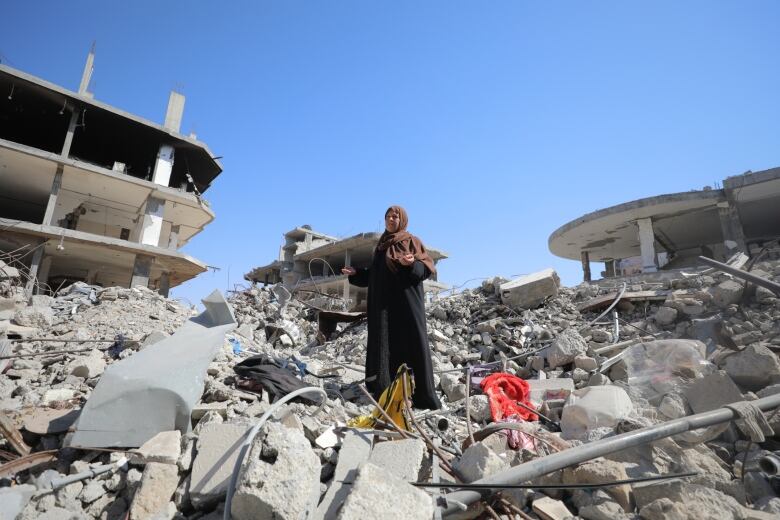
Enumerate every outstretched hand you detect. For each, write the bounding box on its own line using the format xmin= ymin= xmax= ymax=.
xmin=398 ymin=254 xmax=415 ymax=266
xmin=341 ymin=267 xmax=357 ymax=276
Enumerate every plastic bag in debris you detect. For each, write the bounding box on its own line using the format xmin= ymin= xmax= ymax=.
xmin=348 ymin=364 xmax=414 ymax=431
xmin=623 ymin=339 xmax=715 ymax=403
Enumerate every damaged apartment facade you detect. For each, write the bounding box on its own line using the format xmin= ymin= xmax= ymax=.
xmin=549 ymin=167 xmax=780 ymax=281
xmin=0 ymin=52 xmax=222 ymax=296
xmin=245 ymin=226 xmax=450 ymax=309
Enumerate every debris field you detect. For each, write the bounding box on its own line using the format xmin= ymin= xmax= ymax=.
xmin=2 ymin=253 xmax=780 ymax=520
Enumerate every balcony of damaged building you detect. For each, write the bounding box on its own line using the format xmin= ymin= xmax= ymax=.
xmin=0 ymin=62 xmax=222 ymax=296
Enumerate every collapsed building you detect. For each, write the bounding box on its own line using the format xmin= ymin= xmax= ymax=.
xmin=245 ymin=225 xmax=450 ymax=309
xmin=549 ymin=167 xmax=780 ymax=281
xmin=0 ymin=50 xmax=222 ymax=296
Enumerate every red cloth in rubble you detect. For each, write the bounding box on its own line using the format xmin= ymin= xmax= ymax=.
xmin=480 ymin=372 xmax=538 ymax=422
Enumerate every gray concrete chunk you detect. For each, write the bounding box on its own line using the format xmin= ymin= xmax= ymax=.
xmin=190 ymin=422 xmax=248 ymax=509
xmin=337 ymin=462 xmax=433 ymax=520
xmin=368 ymin=438 xmax=426 ymax=482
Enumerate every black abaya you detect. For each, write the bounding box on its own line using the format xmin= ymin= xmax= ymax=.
xmin=349 ymin=249 xmax=441 ymax=410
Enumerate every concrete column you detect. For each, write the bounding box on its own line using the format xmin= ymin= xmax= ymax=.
xmin=25 ymin=245 xmax=45 ymax=296
xmin=580 ymin=251 xmax=591 ymax=282
xmin=343 ymin=278 xmax=350 ymax=303
xmin=167 ymin=224 xmax=180 ymax=250
xmin=159 ymin=272 xmax=170 ymax=297
xmin=86 ymin=269 xmax=98 ymax=285
xmin=604 ymin=260 xmax=616 ymax=278
xmin=717 ymin=195 xmax=747 ymax=252
xmin=344 ymin=249 xmax=351 ymax=267
xmin=37 ymin=256 xmax=52 ymax=292
xmin=322 ymin=260 xmax=329 ymax=277
xmin=138 ymin=197 xmax=165 ymax=247
xmin=78 ymin=42 xmax=95 ymax=95
xmin=151 ymin=145 xmax=175 ymax=187
xmin=130 ymin=254 xmax=153 ymax=288
xmin=61 ymin=110 xmax=79 ymax=158
xmin=163 ymin=91 xmax=185 ymax=133
xmin=636 ymin=218 xmax=658 ymax=273
xmin=42 ymin=165 xmax=64 ymax=225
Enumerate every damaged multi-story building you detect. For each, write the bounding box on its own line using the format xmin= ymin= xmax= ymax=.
xmin=245 ymin=225 xmax=450 ymax=309
xmin=0 ymin=50 xmax=222 ymax=296
xmin=549 ymin=167 xmax=780 ymax=281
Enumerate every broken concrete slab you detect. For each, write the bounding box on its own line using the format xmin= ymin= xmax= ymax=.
xmin=452 ymin=441 xmax=508 ymax=482
xmin=130 ymin=430 xmax=182 ymax=465
xmin=68 ymin=290 xmax=237 ymax=448
xmin=368 ymin=437 xmax=426 ymax=482
xmin=13 ymin=305 xmax=53 ymax=328
xmin=683 ymin=371 xmax=744 ymax=413
xmin=546 ymin=329 xmax=588 ymax=369
xmin=722 ymin=344 xmax=780 ymax=390
xmin=500 ymin=268 xmax=560 ymax=309
xmin=190 ymin=422 xmax=247 ymax=509
xmin=0 ymin=484 xmax=36 ymax=520
xmin=128 ymin=462 xmax=180 ymax=520
xmin=337 ymin=462 xmax=433 ymax=520
xmin=561 ymin=385 xmax=633 ymax=440
xmin=532 ymin=495 xmax=573 ymax=520
xmin=231 ymin=422 xmax=320 ymax=520
xmin=314 ymin=430 xmax=373 ymax=520
xmin=66 ymin=349 xmax=106 ymax=379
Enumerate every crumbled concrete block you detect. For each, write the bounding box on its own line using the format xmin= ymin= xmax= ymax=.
xmin=532 ymin=496 xmax=572 ymax=520
xmin=683 ymin=371 xmax=744 ymax=413
xmin=79 ymin=480 xmax=106 ymax=504
xmin=658 ymin=392 xmax=690 ymax=419
xmin=440 ymin=372 xmax=467 ymax=401
xmin=638 ymin=498 xmax=688 ymax=520
xmin=13 ymin=305 xmax=54 ymax=328
xmin=131 ymin=430 xmax=182 ymax=465
xmin=190 ymin=422 xmax=247 ymax=509
xmin=0 ymin=260 xmax=20 ymax=279
xmin=368 ymin=438 xmax=426 ymax=482
xmin=546 ymin=329 xmax=588 ymax=369
xmin=500 ymin=268 xmax=560 ymax=309
xmin=0 ymin=484 xmax=36 ymax=520
xmin=452 ymin=442 xmax=508 ymax=482
xmin=468 ymin=394 xmax=491 ymax=423
xmin=722 ymin=344 xmax=780 ymax=390
xmin=654 ymin=306 xmax=678 ymax=325
xmin=710 ymin=280 xmax=744 ymax=307
xmin=67 ymin=350 xmax=106 ymax=379
xmin=574 ymin=355 xmax=598 ymax=371
xmin=561 ymin=385 xmax=633 ymax=440
xmin=231 ymin=423 xmax=320 ymax=520
xmin=43 ymin=388 xmax=76 ymax=404
xmin=129 ymin=462 xmax=180 ymax=520
xmin=178 ymin=437 xmax=196 ymax=472
xmin=337 ymin=462 xmax=433 ymax=520
xmin=563 ymin=458 xmax=631 ymax=511
xmin=191 ymin=402 xmax=228 ymax=422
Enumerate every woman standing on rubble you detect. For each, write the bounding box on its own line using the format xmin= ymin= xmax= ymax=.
xmin=342 ymin=205 xmax=441 ymax=410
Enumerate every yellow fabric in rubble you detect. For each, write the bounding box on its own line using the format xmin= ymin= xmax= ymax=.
xmin=348 ymin=364 xmax=415 ymax=431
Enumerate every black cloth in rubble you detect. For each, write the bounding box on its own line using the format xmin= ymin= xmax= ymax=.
xmin=348 ymin=249 xmax=442 ymax=410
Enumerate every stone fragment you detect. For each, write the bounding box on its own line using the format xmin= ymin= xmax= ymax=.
xmin=531 ymin=496 xmax=572 ymax=520
xmin=562 ymin=458 xmax=631 ymax=511
xmin=67 ymin=350 xmax=106 ymax=379
xmin=722 ymin=344 xmax=780 ymax=390
xmin=191 ymin=402 xmax=228 ymax=421
xmin=13 ymin=305 xmax=54 ymax=328
xmin=579 ymin=500 xmax=630 ymax=520
xmin=439 ymin=372 xmax=467 ymax=401
xmin=43 ymin=388 xmax=76 ymax=404
xmin=499 ymin=268 xmax=560 ymax=309
xmin=658 ymin=392 xmax=690 ymax=419
xmin=590 ymin=329 xmax=611 ymax=343
xmin=190 ymin=422 xmax=247 ymax=508
xmin=337 ymin=462 xmax=433 ymax=520
xmin=546 ymin=329 xmax=588 ymax=368
xmin=654 ymin=306 xmax=678 ymax=325
xmin=131 ymin=430 xmax=182 ymax=465
xmin=638 ymin=498 xmax=688 ymax=520
xmin=0 ymin=260 xmax=20 ymax=279
xmin=710 ymin=279 xmax=744 ymax=307
xmin=231 ymin=423 xmax=320 ymax=520
xmin=468 ymin=394 xmax=491 ymax=423
xmin=368 ymin=438 xmax=426 ymax=482
xmin=574 ymin=355 xmax=598 ymax=371
xmin=452 ymin=442 xmax=508 ymax=482
xmin=128 ymin=462 xmax=179 ymax=520
xmin=683 ymin=371 xmax=744 ymax=413
xmin=79 ymin=480 xmax=105 ymax=504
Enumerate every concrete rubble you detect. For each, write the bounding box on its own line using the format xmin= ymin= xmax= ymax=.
xmin=0 ymin=256 xmax=780 ymax=519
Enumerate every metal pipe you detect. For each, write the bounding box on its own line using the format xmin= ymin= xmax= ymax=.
xmin=49 ymin=456 xmax=128 ymax=490
xmin=698 ymin=255 xmax=780 ymax=296
xmin=592 ymin=336 xmax=654 ymax=356
xmin=438 ymin=392 xmax=780 ymax=517
xmin=759 ymin=452 xmax=780 ymax=477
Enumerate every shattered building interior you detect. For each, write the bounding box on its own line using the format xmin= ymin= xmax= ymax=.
xmin=0 ymin=55 xmax=222 ymax=295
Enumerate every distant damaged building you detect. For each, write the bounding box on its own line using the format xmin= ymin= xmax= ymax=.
xmin=245 ymin=226 xmax=450 ymax=309
xmin=0 ymin=53 xmax=221 ymax=295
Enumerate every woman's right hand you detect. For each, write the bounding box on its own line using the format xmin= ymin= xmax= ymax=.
xmin=341 ymin=267 xmax=357 ymax=276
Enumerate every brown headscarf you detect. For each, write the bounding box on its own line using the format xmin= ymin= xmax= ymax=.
xmin=377 ymin=206 xmax=437 ymax=276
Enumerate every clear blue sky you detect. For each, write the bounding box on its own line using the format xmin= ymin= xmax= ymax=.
xmin=4 ymin=2 xmax=780 ymax=304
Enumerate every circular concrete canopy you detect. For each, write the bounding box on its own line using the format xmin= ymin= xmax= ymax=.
xmin=549 ymin=189 xmax=726 ymax=262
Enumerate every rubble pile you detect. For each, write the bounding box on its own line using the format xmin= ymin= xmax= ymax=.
xmin=1 ymin=260 xmax=780 ymax=520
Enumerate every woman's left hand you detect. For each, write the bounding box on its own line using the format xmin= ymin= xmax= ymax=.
xmin=399 ymin=253 xmax=415 ymax=266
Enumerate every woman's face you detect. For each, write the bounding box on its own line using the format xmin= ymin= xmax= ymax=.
xmin=385 ymin=211 xmax=401 ymax=233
